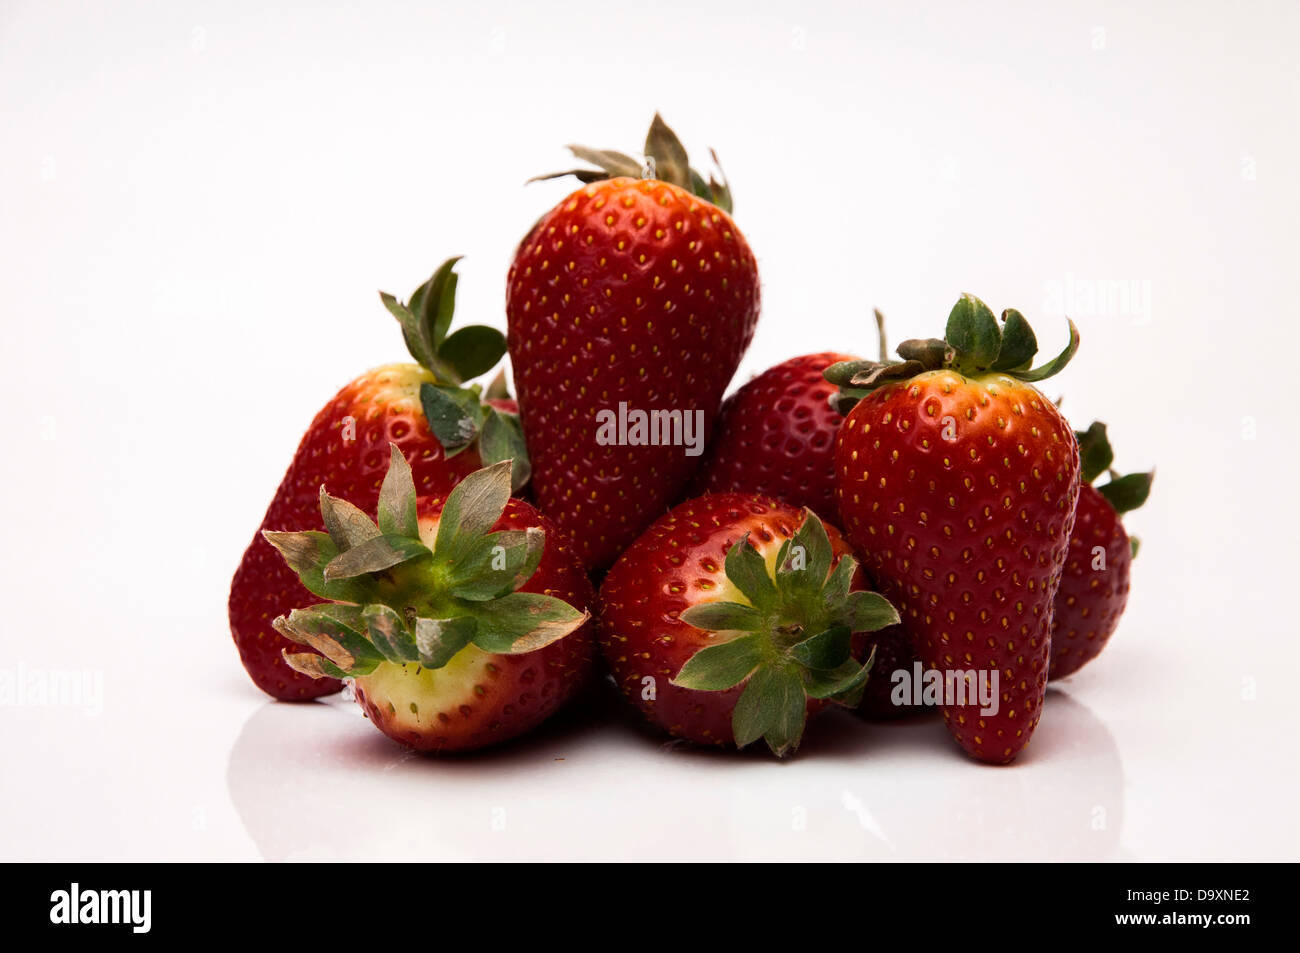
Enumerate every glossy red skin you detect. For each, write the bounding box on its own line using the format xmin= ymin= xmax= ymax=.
xmin=1049 ymin=484 xmax=1132 ymax=679
xmin=834 ymin=370 xmax=1080 ymax=763
xmin=229 ymin=364 xmax=487 ymax=701
xmin=506 ymin=177 xmax=761 ymax=572
xmin=354 ymin=497 xmax=595 ymax=753
xmin=598 ymin=493 xmax=866 ymax=748
xmin=690 ymin=353 xmax=858 ymax=520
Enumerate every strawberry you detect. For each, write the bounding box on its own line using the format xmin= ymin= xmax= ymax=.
xmin=684 ymin=347 xmax=926 ymax=723
xmin=1050 ymin=421 xmax=1153 ymax=679
xmin=229 ymin=259 xmax=529 ymax=701
xmin=506 ymin=115 xmax=761 ymax=571
xmin=265 ymin=447 xmax=594 ymax=752
xmin=690 ymin=352 xmax=859 ymax=518
xmin=827 ymin=295 xmax=1081 ymax=763
xmin=598 ymin=492 xmax=899 ymax=756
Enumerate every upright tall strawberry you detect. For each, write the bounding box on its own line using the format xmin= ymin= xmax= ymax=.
xmin=229 ymin=259 xmax=528 ymax=701
xmin=828 ymin=295 xmax=1081 ymax=763
xmin=1050 ymin=421 xmax=1153 ymax=679
xmin=507 ymin=115 xmax=761 ymax=571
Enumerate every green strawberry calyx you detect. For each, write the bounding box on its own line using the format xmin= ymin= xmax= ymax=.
xmin=528 ymin=112 xmax=734 ymax=214
xmin=824 ymin=293 xmax=1080 ymax=415
xmin=670 ymin=511 xmax=900 ymax=758
xmin=380 ymin=257 xmax=529 ymax=492
xmin=262 ymin=445 xmax=589 ymax=681
xmin=1075 ymin=420 xmax=1155 ymax=557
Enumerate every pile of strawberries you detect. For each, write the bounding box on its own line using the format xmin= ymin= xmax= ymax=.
xmin=228 ymin=117 xmax=1152 ymax=765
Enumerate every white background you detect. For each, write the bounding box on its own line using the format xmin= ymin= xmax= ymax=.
xmin=2 ymin=0 xmax=1297 ymax=861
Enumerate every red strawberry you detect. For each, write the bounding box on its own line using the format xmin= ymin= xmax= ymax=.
xmin=229 ymin=259 xmax=529 ymax=701
xmin=507 ymin=115 xmax=760 ymax=571
xmin=690 ymin=352 xmax=859 ymax=518
xmin=1050 ymin=421 xmax=1153 ymax=679
xmin=265 ymin=447 xmax=594 ymax=752
xmin=684 ymin=347 xmax=926 ymax=722
xmin=598 ymin=493 xmax=899 ymax=756
xmin=829 ymin=295 xmax=1081 ymax=763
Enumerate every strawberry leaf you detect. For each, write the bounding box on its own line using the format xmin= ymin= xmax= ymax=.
xmin=479 ymin=408 xmax=531 ymax=492
xmin=680 ymin=601 xmax=765 ymax=633
xmin=323 ymin=534 xmax=430 ymax=581
xmin=1075 ymin=421 xmax=1115 ymax=485
xmin=1015 ymin=319 xmax=1079 ymax=383
xmin=484 ymin=369 xmax=511 ymax=401
xmin=440 ymin=325 xmax=507 ymax=383
xmin=992 ymin=308 xmax=1038 ymax=371
xmin=464 ymin=592 xmax=590 ymax=654
xmin=363 ymin=604 xmax=419 ymax=664
xmin=414 ymin=616 xmax=477 ymax=669
xmin=776 ymin=509 xmax=833 ymax=598
xmin=377 ymin=444 xmax=419 ymax=538
xmin=433 ymin=460 xmax=512 ymax=563
xmin=644 ymin=112 xmax=691 ymax=190
xmin=380 ymin=291 xmax=436 ymax=371
xmin=732 ymin=665 xmax=806 ymax=757
xmin=828 ymin=387 xmax=872 ymax=416
xmin=503 ymin=527 xmax=546 ymax=593
xmin=671 ymin=633 xmax=764 ymax=691
xmin=533 ymin=116 xmax=737 ymax=212
xmin=724 ymin=534 xmax=778 ymax=611
xmin=789 ymin=625 xmax=853 ymax=671
xmin=823 ymin=359 xmax=879 ymax=387
xmin=261 ymin=530 xmax=369 ymax=603
xmin=563 ymin=145 xmax=642 ymax=178
xmin=419 ymin=383 xmax=485 ymax=457
xmin=1097 ymin=470 xmax=1154 ymax=514
xmin=273 ymin=605 xmax=384 ymax=676
xmin=838 ymin=591 xmax=901 ymax=633
xmin=946 ymin=293 xmax=1002 ymax=370
xmin=447 ymin=529 xmax=543 ymax=601
xmin=707 ymin=147 xmax=733 ymax=214
xmin=418 ymin=256 xmax=461 ymax=355
xmin=319 ymin=487 xmax=381 ymax=552
xmin=282 ymin=651 xmax=349 ymax=680
xmin=821 ymin=554 xmax=856 ymax=607
xmin=895 ymin=337 xmax=948 ymax=366
xmin=802 ymin=647 xmax=876 ymax=705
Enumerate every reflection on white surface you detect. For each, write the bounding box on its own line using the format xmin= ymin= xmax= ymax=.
xmin=227 ymin=684 xmax=1123 ymax=861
